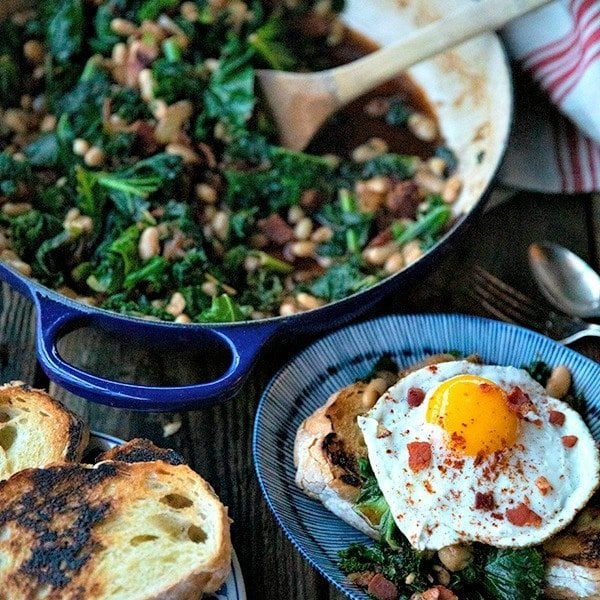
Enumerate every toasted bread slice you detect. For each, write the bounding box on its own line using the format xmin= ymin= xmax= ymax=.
xmin=0 ymin=460 xmax=231 ymax=599
xmin=0 ymin=382 xmax=88 ymax=481
xmin=544 ymin=503 xmax=600 ymax=599
xmin=294 ymin=382 xmax=379 ymax=537
xmin=98 ymin=438 xmax=185 ymax=466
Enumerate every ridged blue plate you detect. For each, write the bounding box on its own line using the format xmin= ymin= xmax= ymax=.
xmin=252 ymin=314 xmax=600 ymax=599
xmin=91 ymin=432 xmax=246 ymax=600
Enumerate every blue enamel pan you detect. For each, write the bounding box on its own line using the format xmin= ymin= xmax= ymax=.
xmin=0 ymin=0 xmax=513 ymax=410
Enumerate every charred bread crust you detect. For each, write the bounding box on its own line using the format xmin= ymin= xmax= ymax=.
xmin=545 ymin=559 xmax=600 ymax=599
xmin=543 ymin=503 xmax=600 ymax=599
xmin=97 ymin=438 xmax=185 ymax=466
xmin=294 ymin=383 xmax=379 ymax=538
xmin=0 ymin=381 xmax=89 ymax=464
xmin=0 ymin=460 xmax=232 ymax=599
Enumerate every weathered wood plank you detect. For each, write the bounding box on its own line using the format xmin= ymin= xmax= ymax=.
xmin=0 ymin=285 xmax=38 ymax=384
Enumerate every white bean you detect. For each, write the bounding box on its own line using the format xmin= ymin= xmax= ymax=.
xmin=138 ymin=226 xmax=160 ymax=261
xmin=295 ymin=292 xmax=324 ymax=310
xmin=384 ymin=252 xmax=405 ymax=273
xmin=442 ymin=175 xmax=462 ymax=204
xmin=166 ymin=292 xmax=186 ymax=317
xmin=545 ymin=365 xmax=571 ymax=399
xmin=294 ymin=217 xmax=313 ymax=241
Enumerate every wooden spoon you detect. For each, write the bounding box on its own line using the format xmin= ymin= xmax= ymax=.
xmin=257 ymin=0 xmax=551 ymax=150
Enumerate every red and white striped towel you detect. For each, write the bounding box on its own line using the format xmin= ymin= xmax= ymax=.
xmin=500 ymin=0 xmax=600 ymax=193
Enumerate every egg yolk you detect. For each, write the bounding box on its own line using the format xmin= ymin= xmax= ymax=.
xmin=425 ymin=375 xmax=519 ymax=456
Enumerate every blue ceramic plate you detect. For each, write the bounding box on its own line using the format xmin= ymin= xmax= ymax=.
xmin=91 ymin=432 xmax=246 ymax=600
xmin=252 ymin=314 xmax=600 ymax=599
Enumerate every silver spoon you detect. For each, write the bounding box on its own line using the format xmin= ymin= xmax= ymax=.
xmin=528 ymin=242 xmax=600 ymax=318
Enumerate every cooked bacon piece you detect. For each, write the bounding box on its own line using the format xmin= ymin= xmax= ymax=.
xmin=131 ymin=120 xmax=161 ymax=156
xmin=474 ymin=491 xmax=495 ymax=511
xmin=549 ymin=410 xmax=565 ymax=426
xmin=535 ymin=476 xmax=553 ymax=496
xmin=407 ymin=441 xmax=432 ymax=472
xmin=385 ymin=180 xmax=420 ymax=218
xmin=506 ymin=502 xmax=542 ymax=527
xmin=506 ymin=386 xmax=536 ymax=418
xmin=299 ymin=188 xmax=324 ymax=211
xmin=421 ymin=585 xmax=459 ymax=600
xmin=407 ymin=387 xmax=426 ymax=408
xmin=368 ymin=227 xmax=393 ymax=247
xmin=257 ymin=214 xmax=294 ymax=245
xmin=367 ymin=573 xmax=398 ymax=600
xmin=348 ymin=571 xmax=375 ymax=587
xmin=562 ymin=435 xmax=578 ymax=448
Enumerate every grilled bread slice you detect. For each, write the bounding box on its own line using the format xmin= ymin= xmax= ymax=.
xmin=544 ymin=502 xmax=600 ymax=599
xmin=0 ymin=381 xmax=88 ymax=481
xmin=0 ymin=459 xmax=231 ymax=599
xmin=294 ymin=382 xmax=379 ymax=537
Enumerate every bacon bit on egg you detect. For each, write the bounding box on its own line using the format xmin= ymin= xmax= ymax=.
xmin=376 ymin=425 xmax=392 ymax=439
xmin=535 ymin=476 xmax=553 ymax=496
xmin=549 ymin=410 xmax=566 ymax=426
xmin=407 ymin=441 xmax=432 ymax=472
xmin=506 ymin=386 xmax=536 ymax=418
xmin=562 ymin=435 xmax=578 ymax=448
xmin=428 ymin=365 xmax=439 ymax=373
xmin=367 ymin=573 xmax=398 ymax=600
xmin=506 ymin=503 xmax=542 ymax=527
xmin=474 ymin=491 xmax=495 ymax=511
xmin=491 ymin=512 xmax=504 ymax=520
xmin=407 ymin=387 xmax=426 ymax=407
xmin=421 ymin=585 xmax=459 ymax=600
xmin=424 ymin=480 xmax=435 ymax=494
xmin=479 ymin=382 xmax=494 ymax=392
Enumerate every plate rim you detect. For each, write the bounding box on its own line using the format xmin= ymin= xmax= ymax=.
xmin=90 ymin=431 xmax=246 ymax=600
xmin=252 ymin=312 xmax=600 ymax=599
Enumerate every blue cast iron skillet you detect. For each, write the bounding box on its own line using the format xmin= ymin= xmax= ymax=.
xmin=0 ymin=4 xmax=513 ymax=411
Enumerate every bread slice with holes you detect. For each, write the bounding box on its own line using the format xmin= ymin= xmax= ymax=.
xmin=0 ymin=458 xmax=232 ymax=599
xmin=0 ymin=381 xmax=88 ymax=481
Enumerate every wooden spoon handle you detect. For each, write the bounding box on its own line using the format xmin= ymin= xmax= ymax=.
xmin=331 ymin=0 xmax=552 ymax=105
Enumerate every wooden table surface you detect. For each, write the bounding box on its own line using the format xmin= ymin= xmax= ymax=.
xmin=1 ymin=188 xmax=598 ymax=599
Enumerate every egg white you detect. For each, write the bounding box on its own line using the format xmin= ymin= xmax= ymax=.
xmin=357 ymin=360 xmax=600 ymax=550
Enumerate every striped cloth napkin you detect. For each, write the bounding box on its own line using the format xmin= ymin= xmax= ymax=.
xmin=499 ymin=0 xmax=599 ymax=193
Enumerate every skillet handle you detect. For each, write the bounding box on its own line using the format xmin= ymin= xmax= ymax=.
xmin=33 ymin=292 xmax=277 ymax=411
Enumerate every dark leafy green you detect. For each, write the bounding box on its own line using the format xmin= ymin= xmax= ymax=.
xmin=204 ymin=37 xmax=255 ymax=132
xmin=44 ymin=0 xmax=85 ymax=64
xmin=359 ymin=354 xmax=398 ymax=382
xmin=198 ymin=294 xmax=248 ymax=322
xmin=307 ymin=262 xmax=375 ymax=302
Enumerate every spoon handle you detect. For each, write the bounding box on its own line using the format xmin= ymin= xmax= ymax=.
xmin=561 ymin=322 xmax=600 ymax=345
xmin=331 ymin=0 xmax=552 ymax=106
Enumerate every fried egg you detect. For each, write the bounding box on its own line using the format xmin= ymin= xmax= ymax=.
xmin=357 ymin=360 xmax=600 ymax=550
